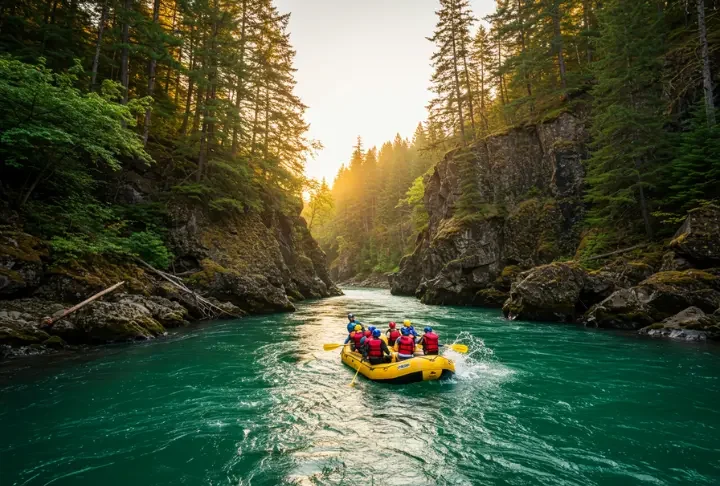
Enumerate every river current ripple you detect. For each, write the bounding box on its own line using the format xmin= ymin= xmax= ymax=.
xmin=2 ymin=288 xmax=720 ymax=485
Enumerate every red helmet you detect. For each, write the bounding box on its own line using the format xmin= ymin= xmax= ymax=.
xmin=364 ymin=330 xmax=371 ymax=337
xmin=389 ymin=322 xmax=396 ymax=328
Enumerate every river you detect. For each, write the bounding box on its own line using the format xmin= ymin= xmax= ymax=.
xmin=1 ymin=288 xmax=720 ymax=485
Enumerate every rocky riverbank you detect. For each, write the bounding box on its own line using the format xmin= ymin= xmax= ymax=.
xmin=389 ymin=111 xmax=720 ymax=342
xmin=0 ymin=203 xmax=341 ymax=359
xmin=503 ymin=205 xmax=720 ymax=340
xmin=338 ymin=272 xmax=392 ymax=289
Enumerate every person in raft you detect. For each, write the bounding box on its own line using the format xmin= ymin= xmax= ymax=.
xmin=363 ymin=329 xmax=393 ymax=364
xmin=360 ymin=326 xmax=376 ymax=348
xmin=417 ymin=327 xmax=440 ymax=355
xmin=346 ymin=313 xmax=363 ymax=333
xmin=346 ymin=324 xmax=365 ymax=351
xmin=386 ymin=322 xmax=401 ymax=346
xmin=403 ymin=320 xmax=418 ymax=340
xmin=395 ymin=327 xmax=417 ymax=361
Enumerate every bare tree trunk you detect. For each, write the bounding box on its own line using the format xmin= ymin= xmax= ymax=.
xmin=90 ymin=0 xmax=108 ymax=91
xmin=456 ymin=2 xmax=475 ymax=139
xmin=449 ymin=9 xmax=466 ymax=142
xmin=479 ymin=56 xmax=489 ymax=132
xmin=192 ymin=86 xmax=204 ymax=134
xmin=250 ymin=82 xmax=261 ymax=156
xmin=231 ymin=0 xmax=248 ymax=155
xmin=263 ymin=86 xmax=270 ymax=158
xmin=516 ymin=0 xmax=532 ymax=98
xmin=120 ymin=0 xmax=131 ymax=104
xmin=164 ymin=0 xmax=178 ymax=94
xmin=636 ymin=166 xmax=652 ymax=238
xmin=180 ymin=27 xmax=195 ymax=135
xmin=497 ymin=40 xmax=506 ymax=106
xmin=697 ymin=0 xmax=716 ymax=126
xmin=582 ymin=0 xmax=593 ymax=64
xmin=142 ymin=0 xmax=161 ymax=146
xmin=552 ymin=1 xmax=567 ymax=90
xmin=198 ymin=6 xmax=219 ymax=182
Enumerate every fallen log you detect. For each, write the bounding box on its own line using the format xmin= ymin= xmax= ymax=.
xmin=136 ymin=259 xmax=242 ymax=319
xmin=44 ymin=281 xmax=125 ymax=326
xmin=581 ymin=244 xmax=648 ymax=262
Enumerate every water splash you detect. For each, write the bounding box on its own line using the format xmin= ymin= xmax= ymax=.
xmin=444 ymin=331 xmax=514 ymax=382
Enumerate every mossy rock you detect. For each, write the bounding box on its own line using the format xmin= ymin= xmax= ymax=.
xmin=42 ymin=335 xmax=66 ymax=349
xmin=46 ymin=256 xmax=153 ymax=299
xmin=0 ymin=230 xmax=48 ymax=262
xmin=473 ymin=288 xmax=508 ymax=308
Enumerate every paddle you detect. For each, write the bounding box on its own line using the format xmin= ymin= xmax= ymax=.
xmin=323 ymin=343 xmax=345 ymax=351
xmin=349 ymin=362 xmax=362 ymax=387
xmin=448 ymin=343 xmax=468 ymax=354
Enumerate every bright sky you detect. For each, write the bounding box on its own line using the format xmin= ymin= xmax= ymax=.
xmin=274 ymin=0 xmax=496 ymax=183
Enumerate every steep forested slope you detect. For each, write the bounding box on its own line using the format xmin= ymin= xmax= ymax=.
xmin=0 ymin=0 xmax=340 ymax=355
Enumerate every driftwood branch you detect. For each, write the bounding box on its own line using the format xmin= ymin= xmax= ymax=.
xmin=45 ymin=281 xmax=126 ymax=326
xmin=136 ymin=259 xmax=242 ymax=319
xmin=581 ymin=243 xmax=648 ymax=262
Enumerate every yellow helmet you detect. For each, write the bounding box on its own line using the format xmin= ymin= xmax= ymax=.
xmin=354 ymin=324 xmax=362 ymax=331
xmin=403 ymin=320 xmax=411 ymax=327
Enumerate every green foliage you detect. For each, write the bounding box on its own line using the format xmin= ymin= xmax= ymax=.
xmin=26 ymin=195 xmax=173 ymax=269
xmin=584 ymin=0 xmax=669 ymax=238
xmin=660 ymin=106 xmax=720 ymax=218
xmin=396 ymin=176 xmax=429 ymax=232
xmin=0 ymin=57 xmax=151 ymax=205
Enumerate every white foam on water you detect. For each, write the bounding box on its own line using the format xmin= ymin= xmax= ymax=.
xmin=444 ymin=331 xmax=514 ymax=383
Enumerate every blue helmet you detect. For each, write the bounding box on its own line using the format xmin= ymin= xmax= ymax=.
xmin=372 ymin=329 xmax=381 ymax=338
xmin=368 ymin=326 xmax=376 ymax=332
xmin=424 ymin=326 xmax=432 ymax=333
xmin=401 ymin=328 xmax=410 ymax=336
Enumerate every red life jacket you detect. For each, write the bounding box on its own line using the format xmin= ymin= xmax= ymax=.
xmin=423 ymin=332 xmax=439 ymax=353
xmin=367 ymin=338 xmax=383 ymax=358
xmin=397 ymin=336 xmax=415 ymax=356
xmin=388 ymin=329 xmax=401 ymax=345
xmin=351 ymin=331 xmax=363 ymax=348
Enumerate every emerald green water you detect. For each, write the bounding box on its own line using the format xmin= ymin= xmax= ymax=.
xmin=2 ymin=288 xmax=720 ymax=485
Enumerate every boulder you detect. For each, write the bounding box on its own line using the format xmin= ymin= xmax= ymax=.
xmin=503 ymin=262 xmax=586 ymax=322
xmin=186 ymin=259 xmax=294 ymax=313
xmin=0 ymin=230 xmax=47 ymax=297
xmin=52 ymin=300 xmax=166 ymax=344
xmin=585 ymin=269 xmax=720 ymax=329
xmin=669 ymin=205 xmax=720 ymax=268
xmin=639 ymin=307 xmax=720 ymax=341
xmin=417 ymin=217 xmax=504 ymax=305
xmin=660 ymin=251 xmax=693 ymax=272
xmin=473 ymin=288 xmax=508 ymax=308
xmin=112 ymin=294 xmax=189 ymax=328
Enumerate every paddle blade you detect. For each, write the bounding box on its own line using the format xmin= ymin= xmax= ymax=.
xmin=450 ymin=343 xmax=469 ymax=354
xmin=323 ymin=343 xmax=343 ymax=351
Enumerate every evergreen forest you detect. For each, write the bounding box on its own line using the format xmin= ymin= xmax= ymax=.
xmin=0 ymin=0 xmax=312 ymax=268
xmin=306 ymin=0 xmax=720 ymax=281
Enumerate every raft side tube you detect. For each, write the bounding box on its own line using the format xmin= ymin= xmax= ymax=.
xmin=340 ymin=345 xmax=455 ymax=384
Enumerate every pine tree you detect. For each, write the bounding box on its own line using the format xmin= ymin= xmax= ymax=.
xmin=427 ymin=0 xmax=476 ymax=143
xmin=585 ymin=0 xmax=669 ymax=238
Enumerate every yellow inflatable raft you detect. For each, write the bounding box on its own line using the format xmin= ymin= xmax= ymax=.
xmin=340 ymin=344 xmax=455 ymax=384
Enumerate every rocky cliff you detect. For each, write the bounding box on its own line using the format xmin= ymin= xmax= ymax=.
xmin=391 ymin=112 xmax=588 ymax=305
xmin=0 ymin=201 xmax=340 ymax=358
